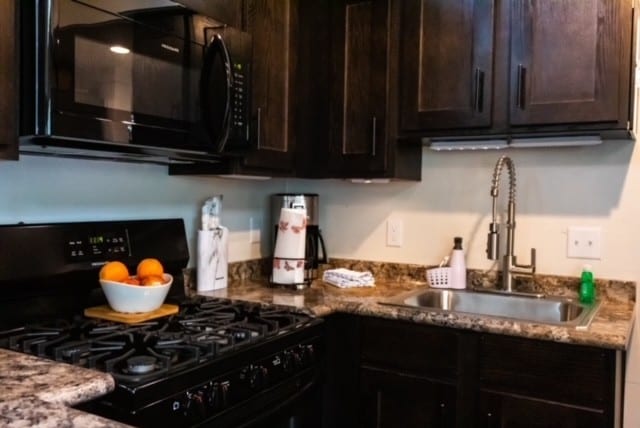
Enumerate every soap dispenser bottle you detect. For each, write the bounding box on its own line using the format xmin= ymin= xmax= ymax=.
xmin=579 ymin=264 xmax=595 ymax=304
xmin=449 ymin=237 xmax=466 ymax=289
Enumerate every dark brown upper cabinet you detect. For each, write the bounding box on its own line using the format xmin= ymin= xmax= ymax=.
xmin=325 ymin=0 xmax=422 ymax=180
xmin=400 ymin=0 xmax=495 ymax=131
xmin=240 ymin=0 xmax=298 ymax=174
xmin=0 ymin=0 xmax=19 ymax=160
xmin=509 ymin=0 xmax=628 ymax=127
xmin=328 ymin=0 xmax=388 ymax=175
xmin=399 ymin=0 xmax=633 ymax=139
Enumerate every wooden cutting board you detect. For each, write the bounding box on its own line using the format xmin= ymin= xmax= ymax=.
xmin=84 ymin=304 xmax=179 ymax=324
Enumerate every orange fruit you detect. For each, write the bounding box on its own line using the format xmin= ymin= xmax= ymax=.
xmin=99 ymin=261 xmax=130 ymax=282
xmin=141 ymin=275 xmax=165 ymax=286
xmin=122 ymin=276 xmax=141 ymax=286
xmin=136 ymin=258 xmax=164 ymax=280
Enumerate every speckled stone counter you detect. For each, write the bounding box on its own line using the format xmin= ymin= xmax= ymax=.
xmin=0 ymin=349 xmax=130 ymax=428
xmin=198 ymin=260 xmax=636 ymax=350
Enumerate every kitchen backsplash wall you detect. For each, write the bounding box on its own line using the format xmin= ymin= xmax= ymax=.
xmin=285 ymin=140 xmax=640 ymax=283
xmin=0 ymin=155 xmax=283 ymax=264
xmin=1 ymin=141 xmax=638 ymax=282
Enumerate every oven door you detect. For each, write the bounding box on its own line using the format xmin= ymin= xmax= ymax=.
xmin=44 ymin=0 xmax=218 ymax=152
xmin=236 ymin=368 xmax=322 ymax=428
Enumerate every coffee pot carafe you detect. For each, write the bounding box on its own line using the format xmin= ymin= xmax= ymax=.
xmin=270 ymin=193 xmax=328 ymax=288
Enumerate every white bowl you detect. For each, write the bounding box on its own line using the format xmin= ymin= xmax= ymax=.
xmin=100 ymin=273 xmax=173 ymax=313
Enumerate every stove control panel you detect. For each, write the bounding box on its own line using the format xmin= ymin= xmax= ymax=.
xmin=65 ymin=229 xmax=131 ymax=261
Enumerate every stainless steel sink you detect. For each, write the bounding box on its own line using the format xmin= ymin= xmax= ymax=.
xmin=382 ymin=288 xmax=601 ymax=329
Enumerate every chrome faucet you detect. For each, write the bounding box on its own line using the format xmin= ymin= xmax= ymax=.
xmin=486 ymin=155 xmax=536 ymax=292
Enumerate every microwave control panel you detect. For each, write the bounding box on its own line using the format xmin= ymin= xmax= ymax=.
xmin=231 ymin=63 xmax=247 ymax=137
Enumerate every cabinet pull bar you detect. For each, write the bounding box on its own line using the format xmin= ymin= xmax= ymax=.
xmin=256 ymin=107 xmax=262 ymax=149
xmin=439 ymin=402 xmax=446 ymax=428
xmin=474 ymin=68 xmax=485 ymax=113
xmin=371 ymin=116 xmax=377 ymax=157
xmin=516 ymin=65 xmax=526 ymax=110
xmin=486 ymin=411 xmax=493 ymax=428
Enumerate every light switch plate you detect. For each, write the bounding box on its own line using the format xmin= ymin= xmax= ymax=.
xmin=567 ymin=226 xmax=602 ymax=259
xmin=386 ymin=219 xmax=403 ymax=247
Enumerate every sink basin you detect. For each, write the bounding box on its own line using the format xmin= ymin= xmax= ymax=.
xmin=382 ymin=288 xmax=601 ymax=329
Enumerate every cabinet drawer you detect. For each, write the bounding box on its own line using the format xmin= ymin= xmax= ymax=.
xmin=360 ymin=316 xmax=458 ymax=380
xmin=478 ymin=334 xmax=614 ymax=408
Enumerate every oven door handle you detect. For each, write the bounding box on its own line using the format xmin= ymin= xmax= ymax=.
xmin=237 ymin=371 xmax=318 ymax=428
xmin=200 ymin=32 xmax=232 ymax=152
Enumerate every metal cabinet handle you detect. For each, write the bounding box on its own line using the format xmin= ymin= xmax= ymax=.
xmin=486 ymin=411 xmax=494 ymax=428
xmin=256 ymin=107 xmax=262 ymax=149
xmin=439 ymin=402 xmax=446 ymax=428
xmin=371 ymin=116 xmax=377 ymax=157
xmin=516 ymin=65 xmax=527 ymax=110
xmin=474 ymin=68 xmax=485 ymax=113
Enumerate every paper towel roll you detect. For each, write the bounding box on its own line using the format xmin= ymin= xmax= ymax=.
xmin=272 ymin=257 xmax=305 ymax=285
xmin=197 ymin=229 xmax=228 ymax=292
xmin=273 ymin=208 xmax=307 ymax=259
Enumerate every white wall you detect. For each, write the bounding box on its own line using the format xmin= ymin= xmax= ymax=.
xmin=290 ymin=142 xmax=639 ymax=281
xmin=0 ymin=155 xmax=284 ymax=263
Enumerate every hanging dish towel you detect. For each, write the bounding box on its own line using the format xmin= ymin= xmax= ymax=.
xmin=323 ymin=268 xmax=375 ymax=288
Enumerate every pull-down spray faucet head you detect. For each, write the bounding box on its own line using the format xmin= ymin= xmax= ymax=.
xmin=486 ymin=155 xmax=516 ymax=261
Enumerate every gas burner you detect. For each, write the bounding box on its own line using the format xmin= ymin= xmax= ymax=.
xmin=127 ymin=355 xmax=157 ymax=374
xmin=179 ymin=299 xmax=243 ymax=323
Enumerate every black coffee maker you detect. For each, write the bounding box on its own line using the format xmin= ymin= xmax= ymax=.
xmin=271 ymin=193 xmax=328 ymax=286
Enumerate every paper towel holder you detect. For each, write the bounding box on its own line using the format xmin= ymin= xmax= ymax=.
xmin=269 ymin=256 xmax=315 ymax=290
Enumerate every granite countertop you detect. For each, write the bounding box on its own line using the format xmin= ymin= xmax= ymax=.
xmin=0 ymin=349 xmax=131 ymax=428
xmin=198 ymin=267 xmax=636 ymax=350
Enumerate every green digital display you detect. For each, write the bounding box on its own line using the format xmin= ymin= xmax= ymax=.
xmin=89 ymin=236 xmax=104 ymax=245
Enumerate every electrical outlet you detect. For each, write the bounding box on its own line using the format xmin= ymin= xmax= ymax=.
xmin=567 ymin=226 xmax=602 ymax=259
xmin=249 ymin=217 xmax=261 ymax=244
xmin=386 ymin=219 xmax=403 ymax=247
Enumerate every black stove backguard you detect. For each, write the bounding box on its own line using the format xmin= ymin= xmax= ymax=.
xmin=0 ymin=218 xmax=189 ymax=326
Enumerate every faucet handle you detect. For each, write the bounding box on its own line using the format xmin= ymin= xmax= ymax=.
xmin=514 ymin=248 xmax=536 ymax=274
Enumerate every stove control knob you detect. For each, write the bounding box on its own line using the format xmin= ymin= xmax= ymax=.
xmin=261 ymin=365 xmax=269 ymax=387
xmin=184 ymin=390 xmax=206 ymax=419
xmin=282 ymin=350 xmax=294 ymax=373
xmin=240 ymin=364 xmax=264 ymax=390
xmin=219 ymin=381 xmax=230 ymax=408
xmin=291 ymin=349 xmax=303 ymax=369
xmin=303 ymin=344 xmax=316 ymax=364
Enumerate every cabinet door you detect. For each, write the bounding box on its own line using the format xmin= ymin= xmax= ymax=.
xmin=0 ymin=0 xmax=19 ymax=160
xmin=242 ymin=0 xmax=296 ymax=172
xmin=399 ymin=0 xmax=495 ymax=131
xmin=510 ymin=0 xmax=628 ymax=126
xmin=479 ymin=391 xmax=606 ymax=428
xmin=359 ymin=367 xmax=456 ymax=428
xmin=328 ymin=0 xmax=388 ymax=175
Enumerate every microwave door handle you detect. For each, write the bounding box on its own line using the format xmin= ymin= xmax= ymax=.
xmin=200 ymin=33 xmax=232 ymax=152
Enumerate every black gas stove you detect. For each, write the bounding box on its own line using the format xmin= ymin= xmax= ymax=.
xmin=0 ymin=219 xmax=324 ymax=428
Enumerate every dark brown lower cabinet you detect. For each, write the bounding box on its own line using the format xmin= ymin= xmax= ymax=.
xmin=323 ymin=315 xmax=622 ymax=428
xmin=479 ymin=391 xmax=606 ymax=428
xmin=359 ymin=367 xmax=456 ymax=428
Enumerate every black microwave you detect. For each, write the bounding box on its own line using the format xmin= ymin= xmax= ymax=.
xmin=19 ymin=0 xmax=252 ymax=164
